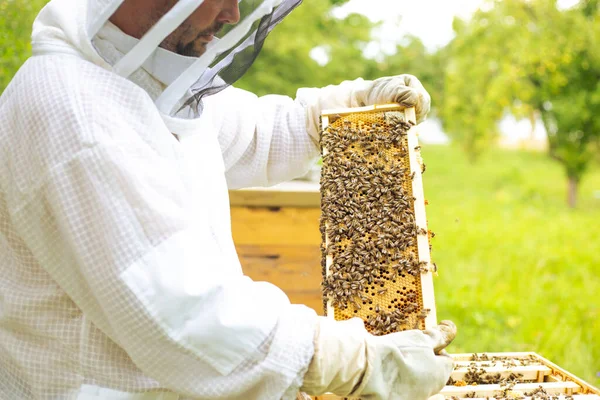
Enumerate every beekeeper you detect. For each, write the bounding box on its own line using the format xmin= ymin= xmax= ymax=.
xmin=0 ymin=0 xmax=457 ymax=399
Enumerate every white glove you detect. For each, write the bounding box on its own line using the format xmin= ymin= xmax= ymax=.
xmin=296 ymin=75 xmax=432 ymax=142
xmin=300 ymin=317 xmax=455 ymax=400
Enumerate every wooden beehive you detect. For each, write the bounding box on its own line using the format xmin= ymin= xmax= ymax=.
xmin=319 ymin=104 xmax=437 ymax=333
xmin=229 ymin=181 xmax=325 ymax=315
xmin=440 ymin=352 xmax=600 ymax=399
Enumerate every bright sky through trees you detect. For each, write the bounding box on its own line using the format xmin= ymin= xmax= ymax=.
xmin=336 ymin=0 xmax=582 ymax=51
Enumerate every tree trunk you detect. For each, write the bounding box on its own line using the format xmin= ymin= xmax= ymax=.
xmin=567 ymin=176 xmax=578 ymax=208
xmin=529 ymin=111 xmax=537 ymax=141
xmin=465 ymin=141 xmax=479 ymax=164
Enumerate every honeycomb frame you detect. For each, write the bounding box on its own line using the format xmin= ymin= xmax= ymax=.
xmin=319 ymin=104 xmax=437 ymax=333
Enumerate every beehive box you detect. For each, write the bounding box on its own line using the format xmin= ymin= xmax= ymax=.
xmin=319 ymin=104 xmax=437 ymax=333
xmin=229 ymin=181 xmax=325 ymax=314
xmin=440 ymin=352 xmax=600 ymax=399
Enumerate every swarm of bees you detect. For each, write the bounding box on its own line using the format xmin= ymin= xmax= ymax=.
xmin=318 ymin=110 xmax=434 ymax=334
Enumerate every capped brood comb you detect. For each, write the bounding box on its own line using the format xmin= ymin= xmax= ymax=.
xmin=319 ymin=104 xmax=437 ymax=333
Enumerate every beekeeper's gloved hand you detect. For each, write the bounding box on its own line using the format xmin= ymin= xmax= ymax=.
xmin=297 ymin=75 xmax=431 ymax=142
xmin=300 ymin=317 xmax=456 ymax=400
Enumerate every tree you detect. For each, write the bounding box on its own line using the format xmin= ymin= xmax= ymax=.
xmin=537 ymin=0 xmax=600 ymax=207
xmin=439 ymin=0 xmax=600 ymax=206
xmin=236 ymin=0 xmax=378 ymax=97
xmin=438 ymin=1 xmax=532 ymax=162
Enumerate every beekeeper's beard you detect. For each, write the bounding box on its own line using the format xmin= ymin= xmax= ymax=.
xmin=174 ymin=21 xmax=225 ymax=57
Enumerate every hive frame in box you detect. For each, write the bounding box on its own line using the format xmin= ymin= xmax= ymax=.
xmin=441 ymin=352 xmax=600 ymax=399
xmin=320 ymin=104 xmax=437 ymax=330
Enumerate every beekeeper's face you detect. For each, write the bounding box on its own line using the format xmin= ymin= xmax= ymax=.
xmin=167 ymin=0 xmax=241 ymax=57
xmin=113 ymin=0 xmax=241 ymax=57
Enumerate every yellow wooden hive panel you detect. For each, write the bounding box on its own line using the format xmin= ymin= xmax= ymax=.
xmin=319 ymin=104 xmax=437 ymax=334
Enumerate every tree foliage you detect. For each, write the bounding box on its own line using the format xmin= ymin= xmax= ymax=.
xmin=440 ymin=0 xmax=600 ymax=206
xmin=540 ymin=1 xmax=600 ymax=206
xmin=0 ymin=0 xmax=49 ymax=93
xmin=236 ymin=0 xmax=377 ymax=97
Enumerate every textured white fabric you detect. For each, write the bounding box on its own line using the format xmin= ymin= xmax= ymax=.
xmin=300 ymin=318 xmax=455 ymax=399
xmin=97 ymin=21 xmax=197 ymax=87
xmin=0 ymin=0 xmax=325 ymax=398
xmin=0 ymin=49 xmax=324 ymax=399
xmin=91 ymin=23 xmax=323 ymax=189
xmin=0 ymin=49 xmax=323 ymax=398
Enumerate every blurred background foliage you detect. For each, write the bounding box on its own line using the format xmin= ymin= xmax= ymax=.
xmin=0 ymin=0 xmax=49 ymax=91
xmin=1 ymin=0 xmax=598 ymax=386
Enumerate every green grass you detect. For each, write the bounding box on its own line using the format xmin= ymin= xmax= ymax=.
xmin=421 ymin=144 xmax=600 ymax=386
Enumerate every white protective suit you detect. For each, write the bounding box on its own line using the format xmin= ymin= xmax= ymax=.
xmin=0 ymin=0 xmax=449 ymax=399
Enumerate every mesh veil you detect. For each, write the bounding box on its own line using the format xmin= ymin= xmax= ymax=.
xmin=176 ymin=0 xmax=301 ymax=118
xmin=99 ymin=0 xmax=303 ymax=119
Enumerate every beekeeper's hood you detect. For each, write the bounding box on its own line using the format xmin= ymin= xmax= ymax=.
xmin=31 ymin=0 xmax=300 ymax=121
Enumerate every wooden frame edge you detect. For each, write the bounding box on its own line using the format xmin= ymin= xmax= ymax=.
xmin=321 ymin=103 xmax=404 ymax=118
xmin=404 ymin=108 xmax=437 ymax=329
xmin=534 ymin=353 xmax=600 ymax=395
xmin=321 ymin=115 xmax=336 ymax=319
